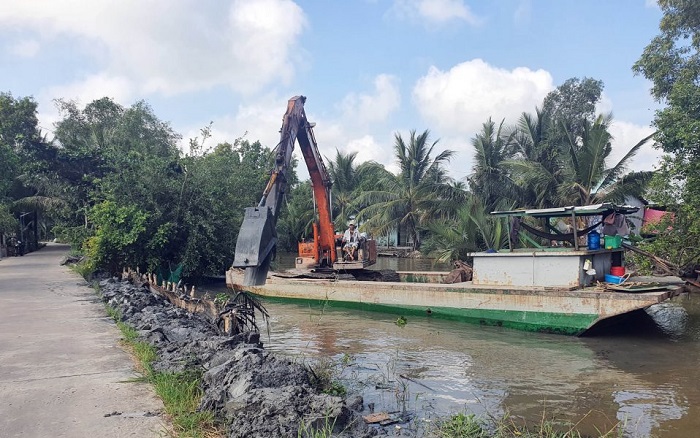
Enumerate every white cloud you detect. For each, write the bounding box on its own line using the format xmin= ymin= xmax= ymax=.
xmin=226 ymin=0 xmax=308 ymax=95
xmin=0 ymin=0 xmax=307 ymax=97
xmin=608 ymin=120 xmax=660 ymax=171
xmin=272 ymin=74 xmax=405 ymax=178
xmin=595 ymin=92 xmax=614 ymax=115
xmin=339 ymin=74 xmax=401 ymax=125
xmin=8 ymin=39 xmax=40 ymax=57
xmin=325 ymin=58 xmax=554 ymax=182
xmin=179 ymin=93 xmax=290 ymax=156
xmin=410 ymin=61 xmax=661 ymax=179
xmin=308 ymin=120 xmax=397 ymax=178
xmin=413 ymin=59 xmax=553 ymax=140
xmin=35 ymin=74 xmax=136 ymax=135
xmin=345 ymin=134 xmax=399 ymax=173
xmin=645 ymin=0 xmax=658 ymax=8
xmin=46 ymin=74 xmax=136 ymax=106
xmin=391 ymin=0 xmax=480 ymax=26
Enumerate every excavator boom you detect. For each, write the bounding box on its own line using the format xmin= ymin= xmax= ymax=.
xmin=232 ymin=96 xmax=335 ymax=285
xmin=232 ymin=95 xmax=376 ymax=286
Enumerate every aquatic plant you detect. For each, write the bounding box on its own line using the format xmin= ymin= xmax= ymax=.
xmin=297 ymin=414 xmax=337 ymax=438
xmin=308 ymin=356 xmax=349 ymax=397
xmin=436 ymin=413 xmax=488 ymax=437
xmin=433 ymin=408 xmax=626 ymax=438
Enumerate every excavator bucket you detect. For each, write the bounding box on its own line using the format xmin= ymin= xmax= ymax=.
xmin=232 ymin=207 xmax=277 ymax=285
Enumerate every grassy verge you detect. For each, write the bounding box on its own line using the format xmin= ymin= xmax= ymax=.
xmin=105 ymin=304 xmax=222 ymax=438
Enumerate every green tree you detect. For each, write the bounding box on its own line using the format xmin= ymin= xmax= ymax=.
xmin=633 ymin=0 xmax=700 ymax=195
xmin=52 ymin=98 xmax=184 ymax=273
xmin=327 ymin=150 xmax=362 ymax=227
xmin=83 ymin=201 xmax=149 ymax=274
xmin=0 ymin=92 xmax=59 ymax=243
xmin=557 ymin=115 xmax=654 ymax=206
xmin=468 ymin=118 xmax=519 ymax=212
xmin=326 ymin=150 xmax=392 ymax=228
xmin=176 ymin=139 xmax=273 ymax=278
xmin=631 ymin=0 xmax=700 ymax=272
xmin=542 ymin=77 xmax=604 ymax=140
xmin=506 ymin=109 xmax=563 ymax=208
xmin=53 ymin=98 xmax=182 ymax=230
xmin=358 ymin=129 xmax=455 ymax=250
xmin=277 ymin=181 xmax=314 ymax=252
xmin=505 ymin=109 xmax=652 ymax=209
xmin=423 ymin=195 xmax=508 ymax=263
xmin=0 ymin=93 xmax=46 ymax=168
xmin=0 ymin=94 xmax=23 ymax=201
xmin=0 ymin=205 xmax=17 ymax=235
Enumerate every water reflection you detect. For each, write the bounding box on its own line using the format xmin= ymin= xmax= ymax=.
xmin=252 ymin=295 xmax=700 ymax=437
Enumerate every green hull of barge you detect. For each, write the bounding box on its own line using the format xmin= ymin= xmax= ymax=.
xmin=257 ymin=294 xmax=599 ymax=335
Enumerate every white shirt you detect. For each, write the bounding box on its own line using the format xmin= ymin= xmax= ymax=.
xmin=343 ymin=228 xmax=359 ymax=244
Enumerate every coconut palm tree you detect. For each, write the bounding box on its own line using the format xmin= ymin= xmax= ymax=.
xmin=326 ymin=150 xmax=392 ymax=229
xmin=467 ymin=118 xmax=520 ymax=212
xmin=327 ymin=149 xmax=360 ymax=228
xmin=506 ymin=109 xmax=564 ymax=209
xmin=277 ymin=181 xmax=315 ymax=251
xmin=423 ymin=195 xmax=509 ymax=263
xmin=557 ymin=114 xmax=654 ymax=206
xmin=358 ymin=129 xmax=455 ymax=250
xmin=506 ymin=111 xmax=653 ymax=209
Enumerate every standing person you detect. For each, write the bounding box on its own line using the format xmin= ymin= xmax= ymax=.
xmin=342 ymin=221 xmax=360 ymax=261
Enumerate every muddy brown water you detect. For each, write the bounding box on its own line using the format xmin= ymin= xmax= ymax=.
xmin=208 ymin=255 xmax=700 ymax=437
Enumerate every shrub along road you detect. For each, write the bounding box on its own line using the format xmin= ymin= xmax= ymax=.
xmin=0 ymin=243 xmax=165 ymax=437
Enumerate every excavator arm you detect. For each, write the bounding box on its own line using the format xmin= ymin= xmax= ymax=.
xmin=295 ymin=109 xmax=337 ymax=269
xmin=232 ymin=96 xmax=335 ymax=285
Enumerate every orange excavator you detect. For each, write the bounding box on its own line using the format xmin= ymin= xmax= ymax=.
xmin=232 ymin=96 xmax=377 ymax=286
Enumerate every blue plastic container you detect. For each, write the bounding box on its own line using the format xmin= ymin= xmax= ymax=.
xmin=605 ymin=274 xmax=624 ymax=284
xmin=587 ymin=231 xmax=601 ymax=250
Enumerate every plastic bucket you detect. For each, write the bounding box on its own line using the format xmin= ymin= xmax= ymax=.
xmin=587 ymin=231 xmax=600 ymax=250
xmin=610 ymin=266 xmax=625 ymax=277
xmin=604 ymin=235 xmax=622 ymax=249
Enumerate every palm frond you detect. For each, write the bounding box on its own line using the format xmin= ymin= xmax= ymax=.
xmin=597 ymin=131 xmax=655 ymax=191
xmin=12 ymin=196 xmax=67 ymax=212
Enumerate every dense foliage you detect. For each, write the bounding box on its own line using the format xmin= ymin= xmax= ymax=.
xmin=0 ymin=68 xmax=667 ymax=276
xmin=632 ymin=0 xmax=700 ymax=273
xmin=0 ymin=95 xmax=274 ymax=279
xmin=0 ymin=93 xmax=39 ymax=232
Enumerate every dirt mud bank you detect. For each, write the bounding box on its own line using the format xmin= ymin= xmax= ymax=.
xmin=99 ymin=278 xmax=377 ymax=438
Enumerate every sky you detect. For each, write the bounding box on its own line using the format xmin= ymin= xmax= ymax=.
xmin=1 ymin=0 xmax=664 ymax=181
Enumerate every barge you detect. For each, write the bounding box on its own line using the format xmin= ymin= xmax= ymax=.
xmin=227 ymin=203 xmax=682 ymax=335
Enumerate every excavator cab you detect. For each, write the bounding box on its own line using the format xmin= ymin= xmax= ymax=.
xmin=333 ymin=237 xmax=377 ymax=270
xmin=295 ymin=227 xmax=377 ymax=271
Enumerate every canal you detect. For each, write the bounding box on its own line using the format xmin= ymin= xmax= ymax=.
xmin=211 ymin=255 xmax=700 ymax=437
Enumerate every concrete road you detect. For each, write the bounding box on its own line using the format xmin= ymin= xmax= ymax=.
xmin=0 ymin=243 xmax=165 ymax=437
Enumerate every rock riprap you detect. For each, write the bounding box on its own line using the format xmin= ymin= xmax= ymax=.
xmin=99 ymin=278 xmax=375 ymax=438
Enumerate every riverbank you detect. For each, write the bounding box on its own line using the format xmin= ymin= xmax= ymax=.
xmin=97 ymin=277 xmax=375 ymax=437
xmin=0 ymin=243 xmax=165 ymax=437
